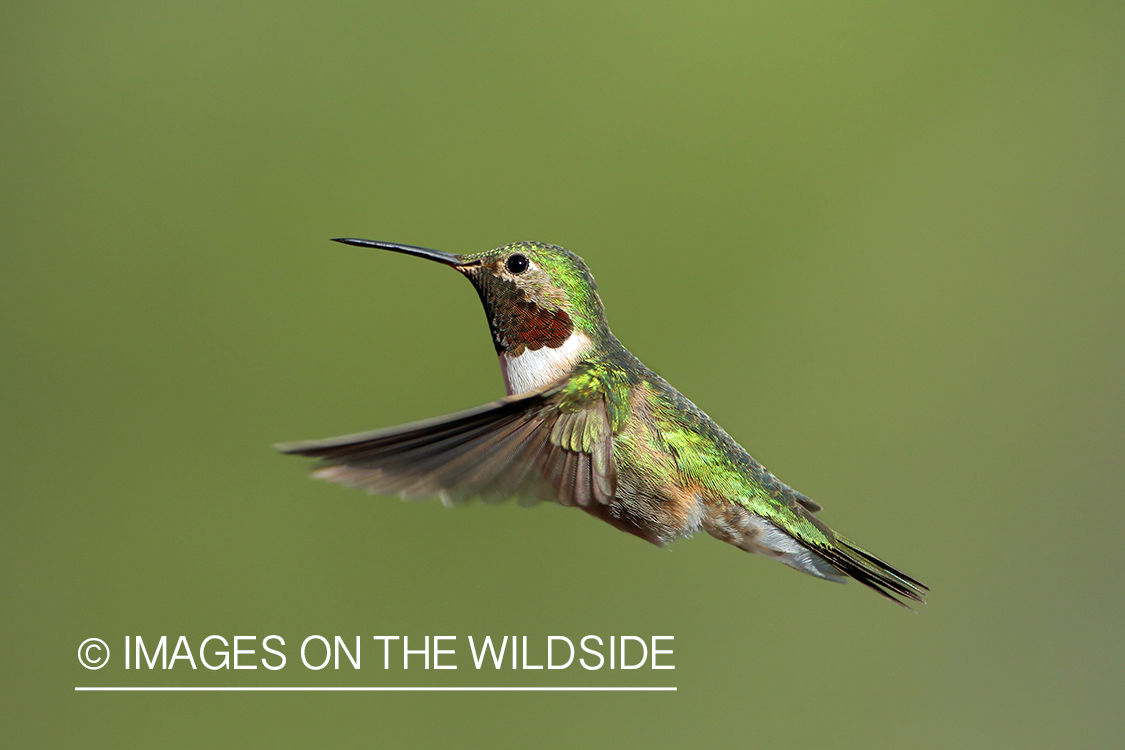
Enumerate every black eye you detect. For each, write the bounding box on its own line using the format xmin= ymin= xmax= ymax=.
xmin=505 ymin=254 xmax=529 ymax=274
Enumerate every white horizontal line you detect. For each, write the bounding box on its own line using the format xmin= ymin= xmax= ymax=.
xmin=75 ymin=686 xmax=676 ymax=692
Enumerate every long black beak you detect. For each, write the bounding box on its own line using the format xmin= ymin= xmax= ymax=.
xmin=331 ymin=238 xmax=468 ymax=267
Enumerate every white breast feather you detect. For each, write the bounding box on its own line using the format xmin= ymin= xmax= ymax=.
xmin=501 ymin=331 xmax=591 ymax=395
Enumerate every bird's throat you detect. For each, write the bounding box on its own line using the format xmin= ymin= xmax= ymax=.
xmin=464 ymin=271 xmax=575 ymax=356
xmin=498 ymin=300 xmax=573 ymax=357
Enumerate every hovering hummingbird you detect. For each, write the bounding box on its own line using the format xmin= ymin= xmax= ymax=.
xmin=278 ymin=239 xmax=927 ymax=607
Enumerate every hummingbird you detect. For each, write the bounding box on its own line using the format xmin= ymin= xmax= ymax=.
xmin=278 ymin=239 xmax=927 ymax=607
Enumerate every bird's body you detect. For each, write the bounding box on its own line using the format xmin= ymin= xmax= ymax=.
xmin=279 ymin=240 xmax=926 ymax=606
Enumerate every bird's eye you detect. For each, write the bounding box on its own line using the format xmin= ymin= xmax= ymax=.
xmin=505 ymin=254 xmax=529 ymax=274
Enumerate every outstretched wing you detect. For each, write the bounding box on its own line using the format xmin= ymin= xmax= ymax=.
xmin=276 ymin=380 xmax=616 ymax=508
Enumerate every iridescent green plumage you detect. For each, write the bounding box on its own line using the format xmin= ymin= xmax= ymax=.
xmin=279 ymin=240 xmax=927 ymax=607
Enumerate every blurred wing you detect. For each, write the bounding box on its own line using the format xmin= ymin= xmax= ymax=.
xmin=276 ymin=382 xmax=616 ymax=508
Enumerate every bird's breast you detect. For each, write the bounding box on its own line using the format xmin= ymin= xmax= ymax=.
xmin=500 ymin=331 xmax=592 ymax=395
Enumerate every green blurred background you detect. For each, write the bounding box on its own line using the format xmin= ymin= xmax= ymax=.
xmin=3 ymin=1 xmax=1122 ymax=747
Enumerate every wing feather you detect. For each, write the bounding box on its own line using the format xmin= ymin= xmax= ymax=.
xmin=277 ymin=379 xmax=618 ymax=508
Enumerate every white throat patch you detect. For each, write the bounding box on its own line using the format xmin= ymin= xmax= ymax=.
xmin=500 ymin=331 xmax=592 ymax=395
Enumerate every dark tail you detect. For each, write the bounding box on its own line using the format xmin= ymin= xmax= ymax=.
xmin=817 ymin=535 xmax=928 ymax=609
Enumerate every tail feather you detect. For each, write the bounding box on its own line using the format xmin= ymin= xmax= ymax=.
xmin=815 ymin=536 xmax=928 ymax=608
xmin=702 ymin=503 xmax=927 ymax=607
